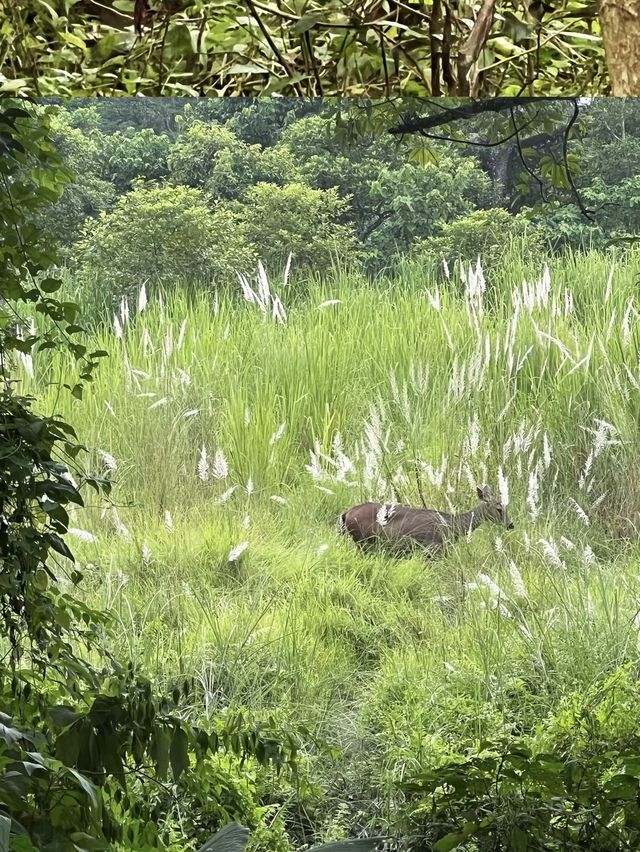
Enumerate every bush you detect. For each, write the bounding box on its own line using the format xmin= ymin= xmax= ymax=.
xmin=238 ymin=182 xmax=361 ymax=275
xmin=38 ymin=108 xmax=117 ymax=247
xmin=398 ymin=665 xmax=640 ymax=851
xmin=225 ymin=99 xmax=308 ymax=148
xmin=95 ymin=127 xmax=172 ymax=192
xmin=169 ymin=119 xmax=300 ymax=200
xmin=168 ymin=121 xmax=245 ymax=188
xmin=412 ymin=207 xmax=547 ymax=271
xmin=74 ymin=183 xmax=256 ymax=309
xmin=205 ymin=142 xmax=301 ymax=201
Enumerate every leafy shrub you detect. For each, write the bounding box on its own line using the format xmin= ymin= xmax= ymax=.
xmin=396 ymin=665 xmax=640 ymax=851
xmin=205 ymin=142 xmax=301 ymax=201
xmin=74 ymin=183 xmax=256 ymax=309
xmin=225 ymin=99 xmax=317 ymax=148
xmin=169 ymin=119 xmax=300 ymax=201
xmin=238 ymin=182 xmax=361 ymax=275
xmin=38 ymin=108 xmax=116 ymax=247
xmin=531 ymin=201 xmax=604 ymax=252
xmin=412 ymin=207 xmax=546 ymax=271
xmin=95 ymin=127 xmax=172 ymax=192
xmin=42 ymin=173 xmax=117 ymax=250
xmin=400 ymin=737 xmax=640 ymax=850
xmin=168 ymin=121 xmax=245 ymax=188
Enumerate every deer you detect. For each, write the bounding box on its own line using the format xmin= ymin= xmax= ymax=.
xmin=337 ymin=484 xmax=514 ymax=559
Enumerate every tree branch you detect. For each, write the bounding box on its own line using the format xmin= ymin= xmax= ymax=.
xmin=456 ymin=0 xmax=497 ymax=96
xmin=385 ymin=97 xmax=591 ymax=220
xmin=387 ymin=96 xmax=576 ymax=134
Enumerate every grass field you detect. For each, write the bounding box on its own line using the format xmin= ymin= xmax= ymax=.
xmin=21 ymin=249 xmax=640 ymax=845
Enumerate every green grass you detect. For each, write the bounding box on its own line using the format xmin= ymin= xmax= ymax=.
xmin=22 ymin=248 xmax=640 ymax=843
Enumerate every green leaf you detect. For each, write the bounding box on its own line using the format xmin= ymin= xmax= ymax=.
xmin=65 ymin=767 xmax=98 ymax=809
xmin=150 ymin=724 xmax=171 ymax=780
xmin=510 ymin=827 xmax=528 ymax=851
xmin=0 ymin=80 xmax=30 ymax=93
xmin=310 ymin=841 xmax=386 ymax=852
xmin=99 ymin=730 xmax=125 ymax=787
xmin=196 ymin=824 xmax=251 ymax=852
xmin=39 ymin=276 xmax=62 ymax=293
xmin=227 ymin=64 xmax=268 ymax=75
xmin=0 ymin=814 xmax=10 ymax=851
xmin=56 ymin=728 xmax=81 ymax=766
xmin=49 ymin=705 xmax=82 ymax=729
xmin=0 ymin=721 xmax=24 ymax=745
xmin=48 ymin=533 xmax=75 ymax=562
xmin=603 ymin=773 xmax=639 ymax=800
xmin=169 ymin=726 xmax=189 ymax=782
xmin=434 ymin=833 xmax=468 ymax=852
xmin=69 ymin=832 xmax=110 ymax=851
xmin=293 ymin=14 xmax=321 ymax=34
xmin=60 ymin=31 xmax=87 ymax=51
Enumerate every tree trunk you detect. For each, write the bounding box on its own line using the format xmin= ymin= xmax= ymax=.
xmin=600 ymin=0 xmax=640 ymax=94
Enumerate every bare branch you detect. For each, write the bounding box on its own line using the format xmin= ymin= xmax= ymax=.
xmin=456 ymin=0 xmax=497 ymax=96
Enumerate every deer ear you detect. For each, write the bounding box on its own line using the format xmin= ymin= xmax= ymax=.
xmin=477 ymin=486 xmax=484 ymax=500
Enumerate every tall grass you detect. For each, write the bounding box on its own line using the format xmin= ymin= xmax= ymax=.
xmin=21 ymin=248 xmax=640 ymax=831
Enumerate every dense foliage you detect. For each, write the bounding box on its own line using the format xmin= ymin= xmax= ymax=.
xmin=1 ymin=0 xmax=605 ymax=97
xmin=8 ymin=96 xmax=640 ymax=851
xmin=37 ymin=97 xmax=640 ymax=316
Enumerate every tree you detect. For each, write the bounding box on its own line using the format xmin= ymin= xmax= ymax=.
xmin=74 ymin=183 xmax=257 ymax=305
xmin=36 ymin=107 xmax=117 ymax=248
xmin=330 ymin=98 xmax=592 ymax=222
xmin=600 ymin=0 xmax=640 ymax=95
xmin=94 ymin=127 xmax=172 ymax=192
xmin=168 ymin=121 xmax=245 ymax=188
xmin=365 ymin=157 xmax=496 ymax=259
xmin=412 ymin=207 xmax=546 ymax=270
xmin=225 ymin=99 xmax=322 ymax=148
xmin=238 ymin=182 xmax=360 ymax=275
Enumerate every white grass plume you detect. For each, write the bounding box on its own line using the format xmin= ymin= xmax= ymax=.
xmin=216 ymin=486 xmax=237 ymax=504
xmin=228 ymin=541 xmax=249 ymax=562
xmin=197 ymin=446 xmax=209 ymax=482
xmin=68 ymin=528 xmax=98 ymax=543
xmin=99 ymin=450 xmax=117 ymax=472
xmin=568 ymin=497 xmax=590 ymax=526
xmin=269 ymin=422 xmax=286 ymax=444
xmin=138 ymin=282 xmax=148 ymax=313
xmin=509 ymin=561 xmax=528 ymax=599
xmin=212 ymin=449 xmax=229 ymax=480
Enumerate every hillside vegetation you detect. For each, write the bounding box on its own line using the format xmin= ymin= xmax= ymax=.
xmin=20 ymin=248 xmax=640 ymax=848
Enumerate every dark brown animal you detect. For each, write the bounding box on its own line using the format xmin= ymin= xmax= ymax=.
xmin=337 ymin=484 xmax=514 ymax=559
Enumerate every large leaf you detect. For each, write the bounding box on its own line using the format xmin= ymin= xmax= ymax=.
xmin=64 ymin=767 xmax=98 ymax=810
xmin=48 ymin=705 xmax=83 ymax=729
xmin=310 ymin=840 xmax=386 ymax=851
xmin=169 ymin=726 xmax=189 ymax=782
xmin=196 ymin=823 xmax=251 ymax=852
xmin=0 ymin=721 xmax=24 ymax=746
xmin=0 ymin=814 xmax=10 ymax=852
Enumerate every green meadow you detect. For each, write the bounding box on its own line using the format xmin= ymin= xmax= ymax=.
xmin=22 ymin=248 xmax=640 ymax=845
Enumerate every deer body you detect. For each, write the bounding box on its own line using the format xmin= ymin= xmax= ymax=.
xmin=338 ymin=486 xmax=514 ymax=559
